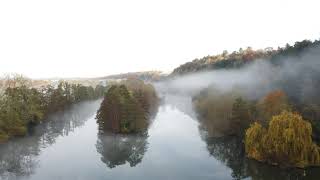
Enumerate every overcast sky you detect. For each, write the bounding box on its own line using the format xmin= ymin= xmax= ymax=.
xmin=0 ymin=0 xmax=319 ymax=78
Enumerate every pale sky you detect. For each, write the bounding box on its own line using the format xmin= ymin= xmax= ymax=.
xmin=0 ymin=0 xmax=320 ymax=78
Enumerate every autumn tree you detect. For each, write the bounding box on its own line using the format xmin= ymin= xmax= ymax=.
xmin=193 ymin=87 xmax=239 ymax=137
xmin=257 ymin=90 xmax=290 ymax=125
xmin=245 ymin=111 xmax=320 ymax=168
xmin=96 ymin=80 xmax=158 ymax=134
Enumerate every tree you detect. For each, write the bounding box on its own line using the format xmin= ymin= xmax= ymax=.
xmin=193 ymin=87 xmax=239 ymax=137
xmin=231 ymin=97 xmax=253 ymax=135
xmin=257 ymin=90 xmax=290 ymax=125
xmin=0 ymin=76 xmax=105 ymax=143
xmin=96 ymin=81 xmax=158 ymax=134
xmin=245 ymin=122 xmax=266 ymax=161
xmin=245 ymin=111 xmax=320 ymax=168
xmin=302 ymin=104 xmax=320 ymax=139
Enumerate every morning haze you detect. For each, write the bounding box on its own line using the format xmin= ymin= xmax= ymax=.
xmin=1 ymin=1 xmax=320 ymax=180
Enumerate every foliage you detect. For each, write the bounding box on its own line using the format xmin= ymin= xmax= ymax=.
xmin=257 ymin=90 xmax=290 ymax=125
xmin=245 ymin=111 xmax=320 ymax=168
xmin=101 ymin=71 xmax=165 ymax=82
xmin=302 ymin=104 xmax=320 ymax=140
xmin=122 ymin=78 xmax=159 ymax=118
xmin=96 ymin=79 xmax=158 ymax=134
xmin=0 ymin=76 xmax=107 ymax=143
xmin=0 ymin=100 xmax=101 ymax=178
xmin=171 ymin=39 xmax=320 ymax=76
xmin=193 ymin=87 xmax=256 ymax=137
xmin=231 ymin=97 xmax=254 ymax=135
xmin=194 ymin=88 xmax=239 ymax=136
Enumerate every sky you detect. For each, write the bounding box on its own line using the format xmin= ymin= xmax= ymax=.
xmin=0 ymin=0 xmax=320 ymax=79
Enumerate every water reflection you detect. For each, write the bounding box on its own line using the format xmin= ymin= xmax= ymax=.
xmin=0 ymin=100 xmax=101 ymax=179
xmin=96 ymin=131 xmax=148 ymax=168
xmin=201 ymin=134 xmax=320 ymax=180
xmin=1 ymin=93 xmax=320 ymax=180
xmin=158 ymin=93 xmax=196 ymax=119
xmin=204 ymin=136 xmax=248 ymax=179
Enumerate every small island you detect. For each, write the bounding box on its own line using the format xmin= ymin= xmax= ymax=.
xmin=96 ymin=79 xmax=159 ymax=133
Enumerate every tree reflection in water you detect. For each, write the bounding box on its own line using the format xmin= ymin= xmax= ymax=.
xmin=0 ymin=100 xmax=101 ymax=179
xmin=201 ymin=132 xmax=320 ymax=180
xmin=203 ymin=136 xmax=248 ymax=179
xmin=95 ymin=91 xmax=159 ymax=169
xmin=96 ymin=131 xmax=148 ymax=168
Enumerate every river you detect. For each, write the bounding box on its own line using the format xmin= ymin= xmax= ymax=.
xmin=0 ymin=94 xmax=319 ymax=180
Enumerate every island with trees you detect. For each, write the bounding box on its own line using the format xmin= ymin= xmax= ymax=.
xmin=96 ymin=79 xmax=159 ymax=133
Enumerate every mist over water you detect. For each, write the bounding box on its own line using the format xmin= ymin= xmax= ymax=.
xmin=0 ymin=84 xmax=319 ymax=179
xmin=156 ymin=45 xmax=320 ymax=101
xmin=1 ymin=41 xmax=320 ymax=180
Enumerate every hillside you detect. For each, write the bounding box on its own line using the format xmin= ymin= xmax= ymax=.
xmin=97 ymin=71 xmax=167 ymax=82
xmin=171 ymin=39 xmax=320 ymax=76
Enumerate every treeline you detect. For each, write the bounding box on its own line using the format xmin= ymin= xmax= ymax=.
xmin=193 ymin=89 xmax=288 ymax=137
xmin=100 ymin=71 xmax=166 ymax=82
xmin=177 ymin=38 xmax=320 ymax=168
xmin=193 ymin=88 xmax=320 ymax=168
xmin=0 ymin=100 xmax=101 ymax=178
xmin=171 ymin=39 xmax=320 ymax=76
xmin=96 ymin=79 xmax=159 ymax=133
xmin=0 ymin=76 xmax=107 ymax=142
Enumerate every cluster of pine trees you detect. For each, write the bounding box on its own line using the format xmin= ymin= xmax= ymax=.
xmin=0 ymin=76 xmax=107 ymax=143
xmin=96 ymin=79 xmax=158 ymax=133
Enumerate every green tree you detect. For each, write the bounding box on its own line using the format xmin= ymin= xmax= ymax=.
xmin=231 ymin=97 xmax=253 ymax=135
xmin=96 ymin=82 xmax=157 ymax=134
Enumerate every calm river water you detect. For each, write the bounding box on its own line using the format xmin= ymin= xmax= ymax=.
xmin=0 ymin=94 xmax=319 ymax=180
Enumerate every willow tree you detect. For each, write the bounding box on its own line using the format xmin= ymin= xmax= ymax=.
xmin=245 ymin=111 xmax=320 ymax=168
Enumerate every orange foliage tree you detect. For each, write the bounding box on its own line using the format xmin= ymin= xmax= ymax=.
xmin=257 ymin=90 xmax=290 ymax=125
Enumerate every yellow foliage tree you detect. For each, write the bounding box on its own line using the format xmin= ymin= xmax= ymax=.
xmin=245 ymin=111 xmax=320 ymax=168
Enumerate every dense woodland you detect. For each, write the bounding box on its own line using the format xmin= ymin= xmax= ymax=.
xmin=96 ymin=79 xmax=158 ymax=133
xmin=0 ymin=75 xmax=107 ymax=143
xmin=191 ymin=39 xmax=320 ymax=168
xmin=171 ymin=39 xmax=320 ymax=76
